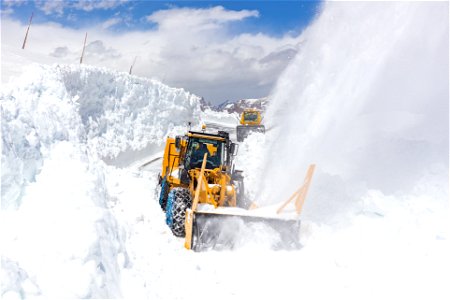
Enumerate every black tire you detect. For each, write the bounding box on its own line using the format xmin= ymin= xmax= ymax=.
xmin=159 ymin=176 xmax=169 ymax=211
xmin=165 ymin=187 xmax=192 ymax=237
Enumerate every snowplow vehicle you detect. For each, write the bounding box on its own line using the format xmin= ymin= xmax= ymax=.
xmin=158 ymin=126 xmax=315 ymax=251
xmin=236 ymin=108 xmax=265 ymax=142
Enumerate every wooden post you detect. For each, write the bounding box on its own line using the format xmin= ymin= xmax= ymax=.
xmin=22 ymin=12 xmax=34 ymax=49
xmin=80 ymin=32 xmax=87 ymax=64
xmin=129 ymin=56 xmax=137 ymax=75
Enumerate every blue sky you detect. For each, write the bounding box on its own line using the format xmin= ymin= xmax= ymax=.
xmin=4 ymin=1 xmax=322 ymax=36
xmin=2 ymin=0 xmax=323 ymax=103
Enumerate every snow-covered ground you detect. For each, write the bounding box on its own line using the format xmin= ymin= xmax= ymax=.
xmin=1 ymin=2 xmax=449 ymax=300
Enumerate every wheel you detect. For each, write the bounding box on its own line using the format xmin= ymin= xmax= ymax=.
xmin=159 ymin=176 xmax=170 ymax=211
xmin=165 ymin=187 xmax=192 ymax=237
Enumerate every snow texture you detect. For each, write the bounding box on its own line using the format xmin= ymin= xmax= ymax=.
xmin=1 ymin=64 xmax=201 ymax=209
xmin=1 ymin=64 xmax=201 ymax=298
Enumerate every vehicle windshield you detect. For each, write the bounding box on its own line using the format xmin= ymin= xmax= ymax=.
xmin=244 ymin=111 xmax=258 ymax=121
xmin=185 ymin=137 xmax=224 ymax=170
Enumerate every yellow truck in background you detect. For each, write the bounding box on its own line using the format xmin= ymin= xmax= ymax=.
xmin=236 ymin=109 xmax=265 ymax=142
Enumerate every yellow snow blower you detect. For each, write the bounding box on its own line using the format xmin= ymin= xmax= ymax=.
xmin=236 ymin=108 xmax=265 ymax=142
xmin=158 ymin=126 xmax=315 ymax=251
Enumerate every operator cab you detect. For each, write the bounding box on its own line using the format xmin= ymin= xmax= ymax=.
xmin=185 ymin=137 xmax=225 ymax=170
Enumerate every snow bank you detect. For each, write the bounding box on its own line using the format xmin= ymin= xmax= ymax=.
xmin=200 ymin=107 xmax=239 ymax=127
xmin=1 ymin=142 xmax=125 ymax=298
xmin=1 ymin=64 xmax=201 ymax=209
xmin=1 ymin=64 xmax=202 ymax=298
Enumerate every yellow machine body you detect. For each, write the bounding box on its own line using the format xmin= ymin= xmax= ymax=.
xmin=160 ymin=132 xmax=238 ymax=208
xmin=236 ymin=109 xmax=265 ymax=142
xmin=158 ymin=128 xmax=315 ymax=251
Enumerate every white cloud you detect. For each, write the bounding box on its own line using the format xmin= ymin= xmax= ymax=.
xmin=50 ymin=46 xmax=70 ymax=58
xmin=72 ymin=0 xmax=129 ymax=12
xmin=147 ymin=6 xmax=259 ymax=32
xmin=31 ymin=0 xmax=128 ymax=16
xmin=101 ymin=18 xmax=121 ymax=29
xmin=1 ymin=6 xmax=306 ymax=104
xmin=39 ymin=0 xmax=65 ymax=16
xmin=85 ymin=40 xmax=121 ymax=61
xmin=1 ymin=0 xmax=26 ymax=16
xmin=1 ymin=0 xmax=28 ymax=7
xmin=1 ymin=7 xmax=14 ymax=16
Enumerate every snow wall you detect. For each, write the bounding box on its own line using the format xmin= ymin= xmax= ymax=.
xmin=1 ymin=64 xmax=201 ymax=209
xmin=1 ymin=65 xmax=201 ymax=298
xmin=260 ymin=2 xmax=448 ymax=224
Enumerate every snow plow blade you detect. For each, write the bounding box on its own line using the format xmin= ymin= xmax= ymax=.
xmin=188 ymin=211 xmax=301 ymax=251
xmin=185 ymin=164 xmax=316 ymax=251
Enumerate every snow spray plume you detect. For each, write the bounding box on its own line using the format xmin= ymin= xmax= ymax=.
xmin=259 ymin=2 xmax=449 ymax=222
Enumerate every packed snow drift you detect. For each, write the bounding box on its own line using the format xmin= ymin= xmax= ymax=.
xmin=1 ymin=1 xmax=449 ymax=300
xmin=1 ymin=64 xmax=201 ymax=209
xmin=1 ymin=64 xmax=203 ymax=298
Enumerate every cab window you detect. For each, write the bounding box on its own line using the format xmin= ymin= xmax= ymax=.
xmin=186 ymin=138 xmax=223 ymax=169
xmin=244 ymin=111 xmax=258 ymax=121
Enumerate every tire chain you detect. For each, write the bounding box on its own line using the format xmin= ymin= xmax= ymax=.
xmin=170 ymin=188 xmax=192 ymax=237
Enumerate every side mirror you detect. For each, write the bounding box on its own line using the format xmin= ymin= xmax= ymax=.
xmin=230 ymin=143 xmax=238 ymax=156
xmin=175 ymin=136 xmax=181 ymax=149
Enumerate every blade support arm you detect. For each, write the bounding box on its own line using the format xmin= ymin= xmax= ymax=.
xmin=185 ymin=153 xmax=208 ymax=249
xmin=277 ymin=164 xmax=316 ymax=215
